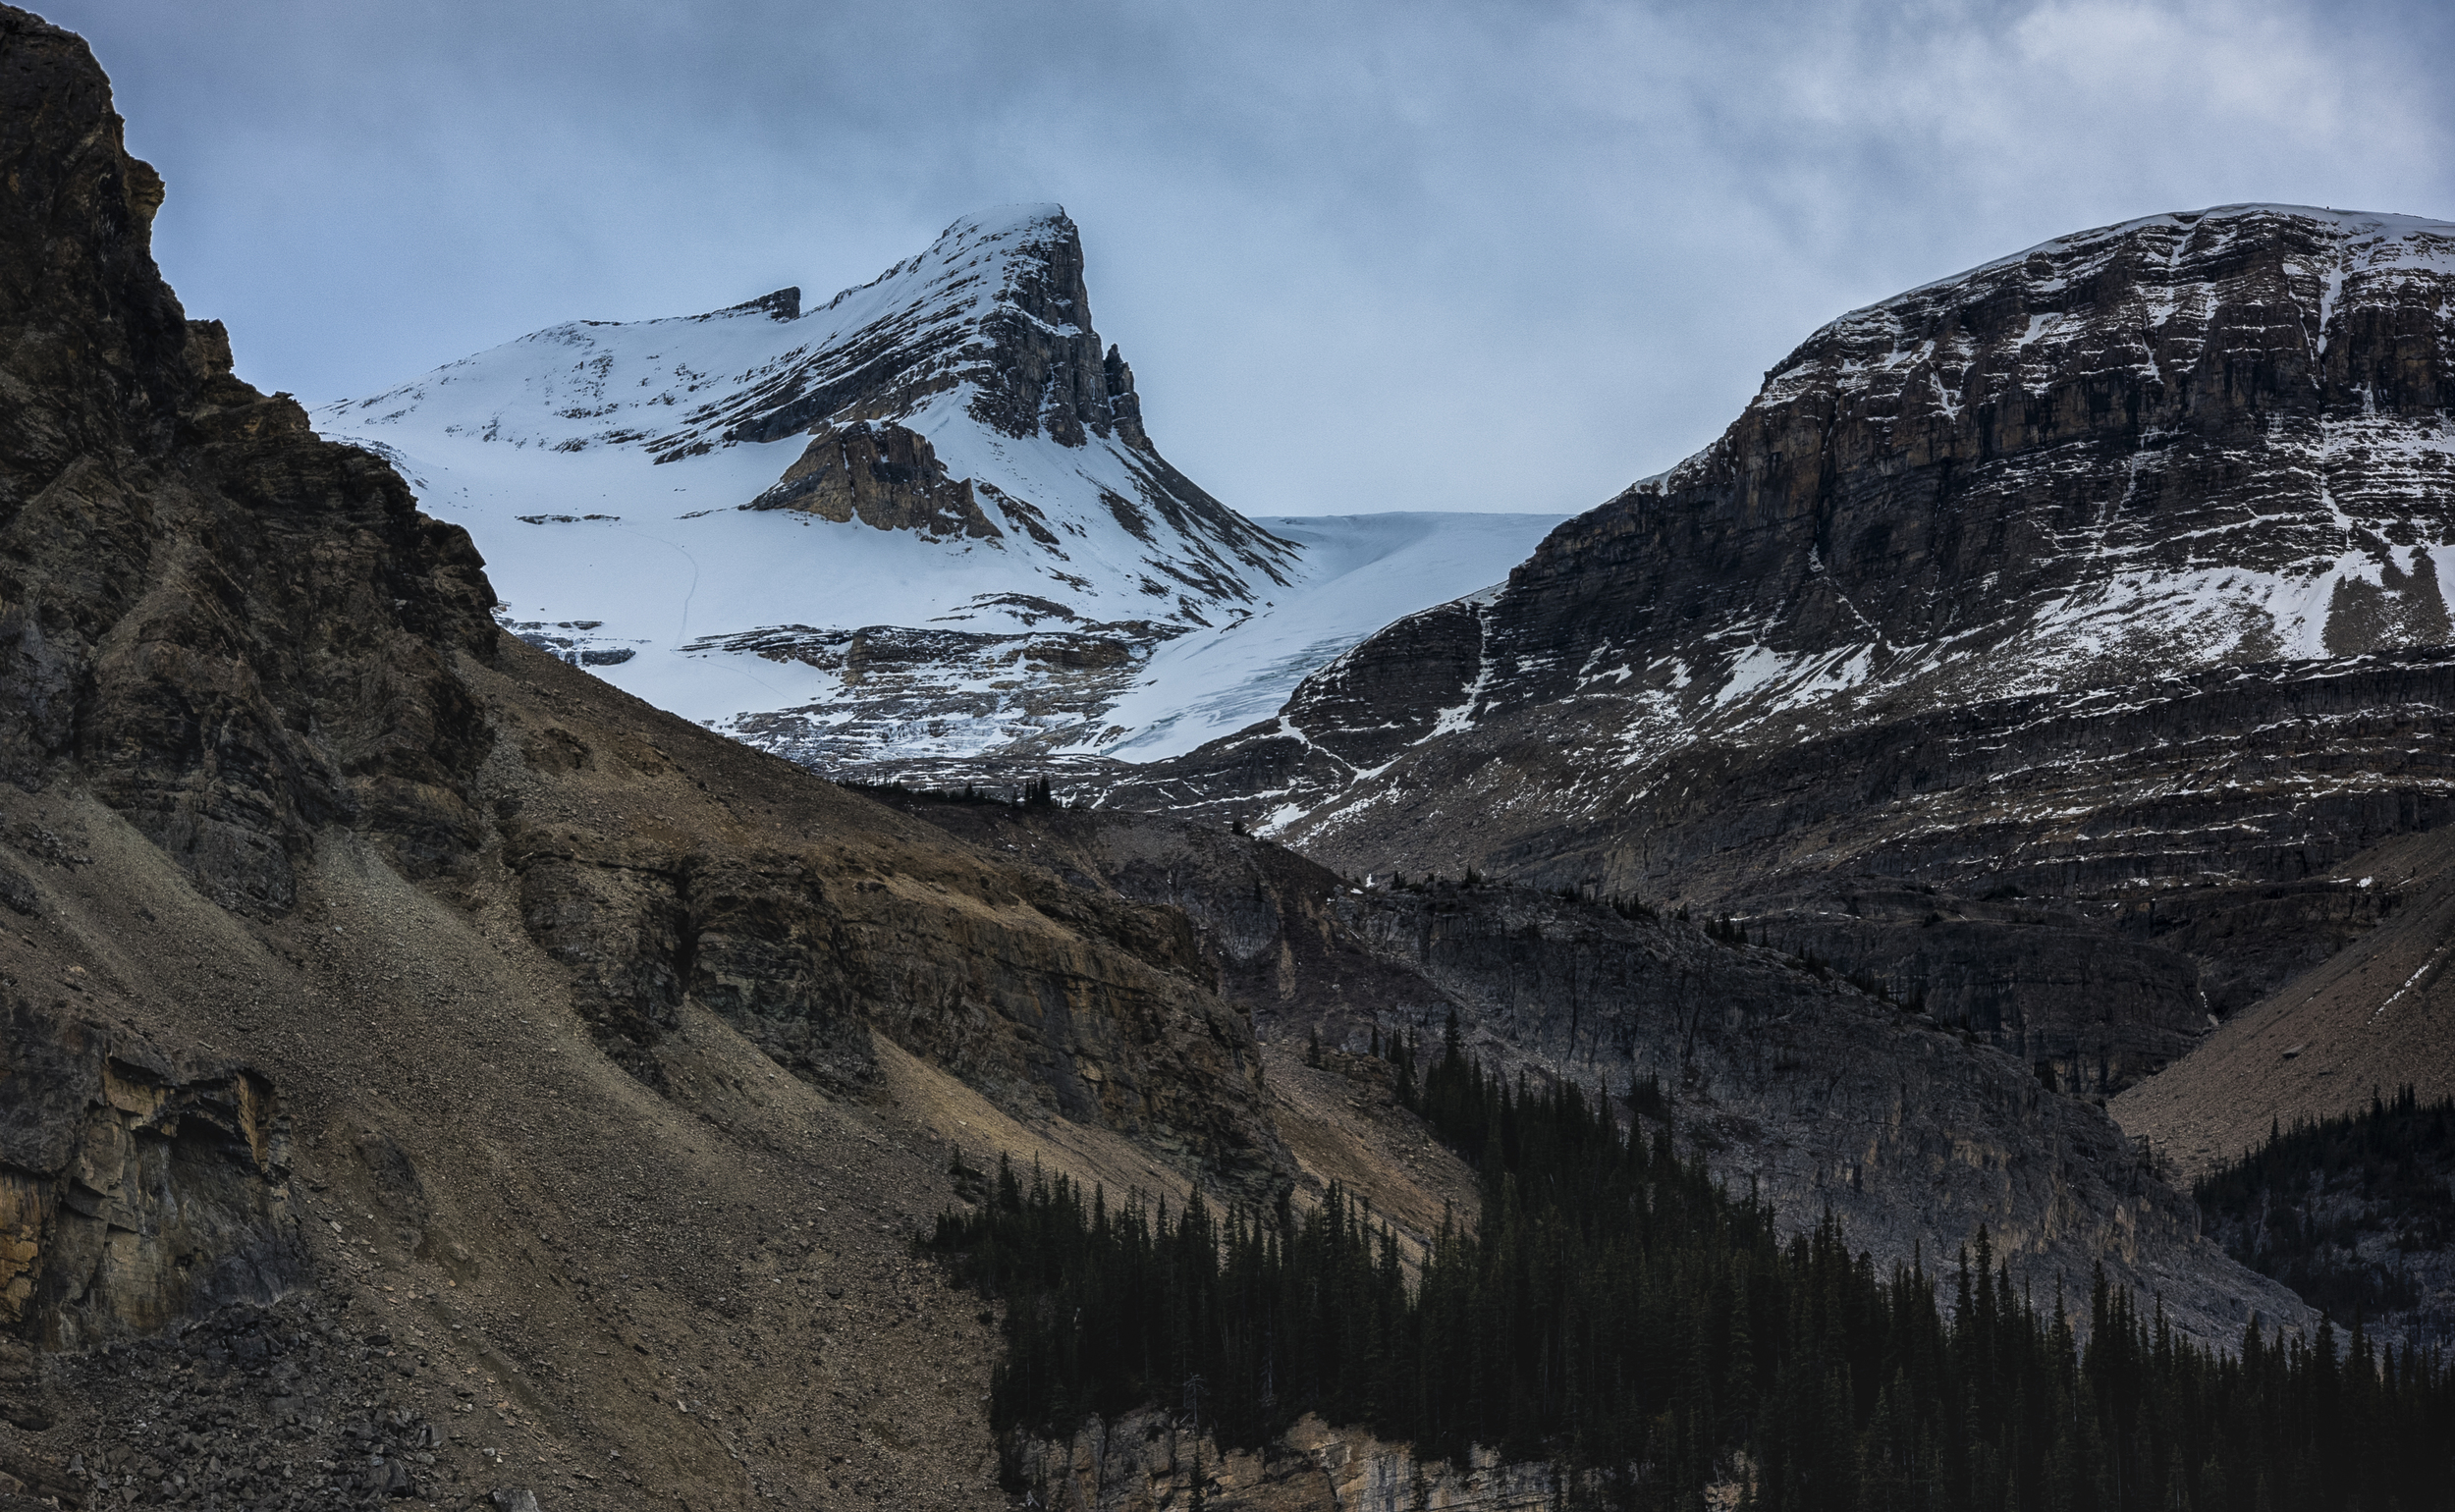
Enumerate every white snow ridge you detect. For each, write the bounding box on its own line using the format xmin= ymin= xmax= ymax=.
xmin=315 ymin=206 xmax=1560 ymax=774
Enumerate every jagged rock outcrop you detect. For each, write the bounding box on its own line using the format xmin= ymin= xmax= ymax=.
xmin=694 ymin=209 xmax=1158 ymax=458
xmin=0 ymin=1001 xmax=296 ymax=1350
xmin=1098 ymin=205 xmax=2455 ymax=1100
xmin=748 ymin=418 xmax=1001 ymax=538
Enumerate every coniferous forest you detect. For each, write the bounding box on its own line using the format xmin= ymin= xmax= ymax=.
xmin=2194 ymin=1087 xmax=2455 ymax=1340
xmin=927 ymin=1021 xmax=2455 ymax=1509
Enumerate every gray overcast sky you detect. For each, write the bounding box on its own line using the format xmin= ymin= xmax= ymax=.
xmin=45 ymin=0 xmax=2455 ymax=517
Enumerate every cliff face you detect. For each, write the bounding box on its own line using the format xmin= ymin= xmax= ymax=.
xmin=1099 ymin=205 xmax=2455 ymax=1103
xmin=0 ymin=10 xmax=497 ymax=915
xmin=0 ymin=1003 xmax=295 ymax=1351
xmin=0 ymin=12 xmax=1304 ymax=1507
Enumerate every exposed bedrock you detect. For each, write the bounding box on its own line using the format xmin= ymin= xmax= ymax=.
xmin=0 ymin=1001 xmax=297 ymax=1351
xmin=748 ymin=418 xmax=1002 ymax=539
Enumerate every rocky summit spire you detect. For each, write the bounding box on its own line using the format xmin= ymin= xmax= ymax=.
xmin=689 ymin=206 xmax=1149 ymax=456
xmin=941 ymin=207 xmax=1145 ymax=450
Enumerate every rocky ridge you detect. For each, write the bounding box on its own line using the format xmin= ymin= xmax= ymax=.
xmin=1095 ymin=204 xmax=2455 ymax=1107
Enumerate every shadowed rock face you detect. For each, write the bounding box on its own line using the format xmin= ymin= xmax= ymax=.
xmin=1096 ymin=205 xmax=2455 ymax=1100
xmin=0 ymin=1002 xmax=297 ymax=1350
xmin=0 ymin=9 xmax=499 ymax=916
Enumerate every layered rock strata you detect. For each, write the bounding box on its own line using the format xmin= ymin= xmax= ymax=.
xmin=1098 ymin=205 xmax=2455 ymax=1100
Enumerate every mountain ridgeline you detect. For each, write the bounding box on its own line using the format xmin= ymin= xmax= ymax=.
xmin=4 ymin=3 xmax=2455 ymax=1507
xmin=1112 ymin=205 xmax=2455 ymax=884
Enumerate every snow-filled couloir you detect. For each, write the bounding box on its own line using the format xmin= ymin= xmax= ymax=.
xmin=314 ymin=207 xmax=1561 ymax=770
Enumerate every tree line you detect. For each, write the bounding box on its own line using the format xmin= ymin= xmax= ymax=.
xmin=926 ymin=1019 xmax=2455 ymax=1508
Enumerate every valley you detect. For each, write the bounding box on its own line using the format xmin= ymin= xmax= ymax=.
xmin=1 ymin=5 xmax=2452 ymax=1508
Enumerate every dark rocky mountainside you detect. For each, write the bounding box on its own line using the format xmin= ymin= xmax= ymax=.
xmin=1098 ymin=204 xmax=2455 ymax=1117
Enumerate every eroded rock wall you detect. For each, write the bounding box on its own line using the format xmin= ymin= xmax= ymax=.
xmin=0 ymin=1000 xmax=296 ymax=1350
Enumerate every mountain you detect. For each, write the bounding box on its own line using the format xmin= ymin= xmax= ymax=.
xmin=1102 ymin=203 xmax=2455 ymax=1112
xmin=0 ymin=11 xmax=2395 ymax=1505
xmin=313 ymin=214 xmax=1558 ymax=771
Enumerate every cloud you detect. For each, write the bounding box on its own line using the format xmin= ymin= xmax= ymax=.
xmin=49 ymin=0 xmax=2455 ymax=517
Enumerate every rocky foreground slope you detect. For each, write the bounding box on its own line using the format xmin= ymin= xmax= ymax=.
xmin=1101 ymin=202 xmax=2455 ymax=1124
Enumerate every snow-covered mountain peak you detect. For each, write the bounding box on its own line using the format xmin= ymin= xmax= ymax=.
xmin=333 ymin=202 xmax=1136 ymax=462
xmin=320 ymin=203 xmax=1296 ymax=639
xmin=313 ymin=211 xmax=1562 ymax=772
